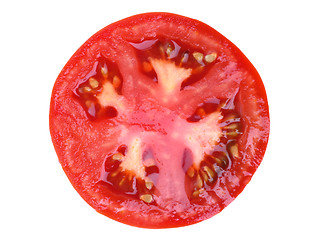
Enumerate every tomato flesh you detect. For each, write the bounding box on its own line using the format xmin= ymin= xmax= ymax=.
xmin=50 ymin=12 xmax=269 ymax=228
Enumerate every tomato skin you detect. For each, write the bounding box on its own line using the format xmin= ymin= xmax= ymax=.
xmin=50 ymin=12 xmax=269 ymax=228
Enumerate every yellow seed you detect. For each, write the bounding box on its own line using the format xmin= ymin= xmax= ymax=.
xmin=200 ymin=170 xmax=209 ymax=183
xmin=140 ymin=194 xmax=153 ymax=203
xmin=224 ymin=114 xmax=238 ymax=121
xmin=192 ymin=189 xmax=204 ymax=198
xmin=186 ymin=167 xmax=195 ymax=178
xmin=82 ymin=86 xmax=92 ymax=93
xmin=166 ymin=44 xmax=173 ymax=56
xmin=192 ymin=190 xmax=200 ymax=198
xmin=212 ymin=156 xmax=222 ymax=165
xmin=119 ymin=177 xmax=126 ymax=186
xmin=230 ymin=143 xmax=239 ymax=158
xmin=195 ymin=175 xmax=203 ymax=189
xmin=223 ymin=123 xmax=240 ymax=130
xmin=226 ymin=131 xmax=239 ymax=137
xmin=204 ymin=52 xmax=217 ymax=63
xmin=193 ymin=52 xmax=204 ymax=62
xmin=203 ymin=166 xmax=215 ymax=180
xmin=112 ymin=153 xmax=124 ymax=161
xmin=101 ymin=66 xmax=108 ymax=77
xmin=113 ymin=75 xmax=121 ymax=88
xmin=110 ymin=169 xmax=120 ymax=177
xmin=181 ymin=52 xmax=189 ymax=63
xmin=145 ymin=181 xmax=154 ymax=190
xmin=213 ymin=155 xmax=228 ymax=168
xmin=89 ymin=78 xmax=99 ymax=88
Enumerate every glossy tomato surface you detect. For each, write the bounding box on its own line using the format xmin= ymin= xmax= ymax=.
xmin=50 ymin=12 xmax=269 ymax=228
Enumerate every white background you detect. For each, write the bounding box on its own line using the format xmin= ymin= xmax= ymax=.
xmin=1 ymin=0 xmax=333 ymax=239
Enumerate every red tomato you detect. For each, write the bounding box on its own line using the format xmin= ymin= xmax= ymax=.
xmin=50 ymin=12 xmax=269 ymax=228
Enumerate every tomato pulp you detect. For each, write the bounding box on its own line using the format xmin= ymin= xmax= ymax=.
xmin=50 ymin=12 xmax=269 ymax=228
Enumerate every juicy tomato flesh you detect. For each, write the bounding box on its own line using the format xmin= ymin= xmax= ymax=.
xmin=50 ymin=12 xmax=269 ymax=228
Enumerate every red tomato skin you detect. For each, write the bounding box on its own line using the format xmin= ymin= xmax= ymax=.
xmin=50 ymin=12 xmax=269 ymax=229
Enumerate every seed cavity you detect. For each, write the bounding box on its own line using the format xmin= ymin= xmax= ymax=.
xmin=131 ymin=39 xmax=220 ymax=91
xmin=183 ymin=96 xmax=243 ymax=200
xmin=103 ymin=141 xmax=158 ymax=202
xmin=74 ymin=56 xmax=123 ymax=120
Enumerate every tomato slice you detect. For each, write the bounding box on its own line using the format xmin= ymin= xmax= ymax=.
xmin=49 ymin=12 xmax=269 ymax=228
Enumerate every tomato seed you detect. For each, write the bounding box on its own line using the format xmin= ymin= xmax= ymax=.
xmin=145 ymin=180 xmax=154 ymax=190
xmin=109 ymin=169 xmax=121 ymax=178
xmin=83 ymin=86 xmax=92 ymax=93
xmin=166 ymin=44 xmax=173 ymax=57
xmin=112 ymin=153 xmax=124 ymax=161
xmin=192 ymin=52 xmax=204 ymax=63
xmin=89 ymin=77 xmax=99 ymax=88
xmin=140 ymin=194 xmax=153 ymax=203
xmin=204 ymin=53 xmax=217 ymax=63
xmin=192 ymin=190 xmax=200 ymax=198
xmin=202 ymin=166 xmax=215 ymax=182
xmin=230 ymin=143 xmax=239 ymax=158
xmin=226 ymin=131 xmax=239 ymax=137
xmin=211 ymin=153 xmax=229 ymax=169
xmin=101 ymin=66 xmax=108 ymax=77
xmin=186 ymin=167 xmax=195 ymax=178
xmin=180 ymin=52 xmax=189 ymax=63
xmin=200 ymin=169 xmax=209 ymax=183
xmin=195 ymin=175 xmax=203 ymax=189
xmin=119 ymin=177 xmax=126 ymax=186
xmin=222 ymin=123 xmax=240 ymax=130
xmin=223 ymin=113 xmax=238 ymax=121
xmin=113 ymin=75 xmax=121 ymax=88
